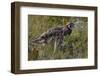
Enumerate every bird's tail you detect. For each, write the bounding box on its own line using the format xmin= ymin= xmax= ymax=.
xmin=28 ymin=37 xmax=41 ymax=51
xmin=31 ymin=36 xmax=45 ymax=44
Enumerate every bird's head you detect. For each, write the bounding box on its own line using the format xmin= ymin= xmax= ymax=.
xmin=66 ymin=22 xmax=75 ymax=29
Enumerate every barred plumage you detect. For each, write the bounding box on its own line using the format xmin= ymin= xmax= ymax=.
xmin=29 ymin=22 xmax=74 ymax=51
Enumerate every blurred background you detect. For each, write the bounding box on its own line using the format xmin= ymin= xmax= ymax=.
xmin=28 ymin=15 xmax=88 ymax=60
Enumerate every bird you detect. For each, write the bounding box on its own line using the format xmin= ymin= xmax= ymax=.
xmin=29 ymin=22 xmax=74 ymax=52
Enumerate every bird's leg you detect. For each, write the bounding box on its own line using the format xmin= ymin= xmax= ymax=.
xmin=53 ymin=38 xmax=57 ymax=54
xmin=58 ymin=33 xmax=64 ymax=49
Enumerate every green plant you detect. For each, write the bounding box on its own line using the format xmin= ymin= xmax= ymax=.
xmin=28 ymin=15 xmax=88 ymax=60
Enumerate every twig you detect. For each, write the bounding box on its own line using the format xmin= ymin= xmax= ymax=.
xmin=53 ymin=39 xmax=57 ymax=54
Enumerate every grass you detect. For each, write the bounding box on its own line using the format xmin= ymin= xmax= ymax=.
xmin=28 ymin=15 xmax=88 ymax=60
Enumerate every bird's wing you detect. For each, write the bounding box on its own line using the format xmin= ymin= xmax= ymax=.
xmin=50 ymin=26 xmax=63 ymax=31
